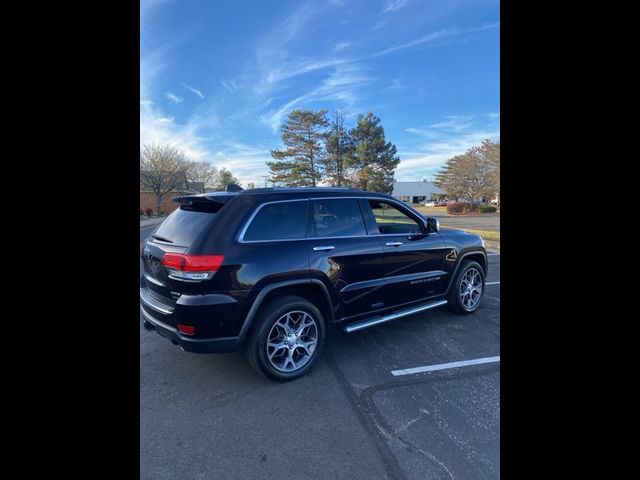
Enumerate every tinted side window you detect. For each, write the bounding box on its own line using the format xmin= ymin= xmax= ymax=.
xmin=369 ymin=200 xmax=421 ymax=235
xmin=243 ymin=200 xmax=308 ymax=241
xmin=310 ymin=199 xmax=367 ymax=237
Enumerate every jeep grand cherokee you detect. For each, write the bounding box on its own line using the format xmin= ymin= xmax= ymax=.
xmin=140 ymin=187 xmax=487 ymax=381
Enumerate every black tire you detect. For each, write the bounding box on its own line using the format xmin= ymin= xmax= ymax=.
xmin=245 ymin=295 xmax=326 ymax=382
xmin=446 ymin=260 xmax=485 ymax=314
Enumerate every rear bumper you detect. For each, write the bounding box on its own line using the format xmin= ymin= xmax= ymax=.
xmin=140 ymin=304 xmax=241 ymax=353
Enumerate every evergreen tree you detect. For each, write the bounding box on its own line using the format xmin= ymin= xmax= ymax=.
xmin=349 ymin=112 xmax=400 ymax=193
xmin=321 ymin=111 xmax=354 ymax=187
xmin=267 ymin=110 xmax=328 ymax=186
xmin=215 ymin=167 xmax=240 ymax=190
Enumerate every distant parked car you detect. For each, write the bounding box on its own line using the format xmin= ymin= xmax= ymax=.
xmin=436 ymin=200 xmax=448 ymax=206
xmin=421 ymin=200 xmax=436 ymax=207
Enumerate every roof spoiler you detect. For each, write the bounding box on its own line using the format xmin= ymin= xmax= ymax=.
xmin=172 ymin=195 xmax=230 ymax=206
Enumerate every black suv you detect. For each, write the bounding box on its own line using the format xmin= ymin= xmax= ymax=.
xmin=140 ymin=187 xmax=487 ymax=381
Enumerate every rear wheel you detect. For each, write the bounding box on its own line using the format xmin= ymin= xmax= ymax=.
xmin=447 ymin=260 xmax=485 ymax=314
xmin=245 ymin=295 xmax=326 ymax=381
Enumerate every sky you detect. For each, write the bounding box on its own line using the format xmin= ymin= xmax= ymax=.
xmin=140 ymin=0 xmax=500 ymax=187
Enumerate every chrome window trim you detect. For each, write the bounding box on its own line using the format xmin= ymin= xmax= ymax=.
xmin=237 ymin=195 xmax=434 ymax=244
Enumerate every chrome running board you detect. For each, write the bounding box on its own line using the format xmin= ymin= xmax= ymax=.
xmin=343 ymin=299 xmax=448 ymax=333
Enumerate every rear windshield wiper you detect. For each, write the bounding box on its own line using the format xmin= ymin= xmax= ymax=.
xmin=151 ymin=234 xmax=173 ymax=244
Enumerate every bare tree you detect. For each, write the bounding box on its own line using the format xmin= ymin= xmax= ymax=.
xmin=434 ymin=140 xmax=499 ymax=210
xmin=481 ymin=139 xmax=500 ymax=206
xmin=185 ymin=161 xmax=218 ymax=192
xmin=140 ymin=143 xmax=188 ymax=216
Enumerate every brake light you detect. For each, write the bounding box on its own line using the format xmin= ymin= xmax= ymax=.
xmin=161 ymin=253 xmax=224 ymax=281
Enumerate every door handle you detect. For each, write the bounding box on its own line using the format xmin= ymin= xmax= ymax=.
xmin=385 ymin=242 xmax=403 ymax=247
xmin=313 ymin=245 xmax=335 ymax=251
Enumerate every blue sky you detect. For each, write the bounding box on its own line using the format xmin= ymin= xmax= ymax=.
xmin=141 ymin=0 xmax=500 ymax=186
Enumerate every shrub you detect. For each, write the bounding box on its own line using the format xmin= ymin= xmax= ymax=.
xmin=446 ymin=202 xmax=473 ymax=214
xmin=145 ymin=208 xmax=154 ymax=217
xmin=479 ymin=205 xmax=497 ymax=213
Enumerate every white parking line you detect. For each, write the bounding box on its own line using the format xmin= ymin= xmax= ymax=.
xmin=485 ymin=281 xmax=500 ymax=285
xmin=391 ymin=356 xmax=500 ymax=377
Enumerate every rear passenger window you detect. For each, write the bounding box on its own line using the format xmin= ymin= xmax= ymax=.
xmin=310 ymin=199 xmax=367 ymax=238
xmin=242 ymin=200 xmax=308 ymax=241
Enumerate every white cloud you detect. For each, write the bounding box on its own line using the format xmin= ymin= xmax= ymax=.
xmin=154 ymin=117 xmax=174 ymax=124
xmin=382 ymin=0 xmax=409 ymax=14
xmin=164 ymin=92 xmax=183 ymax=103
xmin=397 ymin=116 xmax=500 ymax=180
xmin=331 ymin=41 xmax=351 ymax=52
xmin=428 ymin=115 xmax=473 ymax=132
xmin=182 ymin=84 xmax=205 ymax=99
xmin=260 ymin=64 xmax=373 ymax=132
xmin=220 ymin=79 xmax=238 ymax=92
xmin=210 ymin=141 xmax=276 ymax=186
xmin=385 ymin=77 xmax=406 ymax=92
xmin=253 ymin=22 xmax=499 ymax=93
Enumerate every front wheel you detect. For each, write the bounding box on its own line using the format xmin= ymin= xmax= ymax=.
xmin=447 ymin=260 xmax=485 ymax=314
xmin=245 ymin=295 xmax=326 ymax=382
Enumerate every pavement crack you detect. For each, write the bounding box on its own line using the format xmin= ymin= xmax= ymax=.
xmin=324 ymin=350 xmax=408 ymax=480
xmin=359 ymin=365 xmax=500 ymax=480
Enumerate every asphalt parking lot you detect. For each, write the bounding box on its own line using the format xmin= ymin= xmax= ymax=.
xmin=140 ymin=225 xmax=500 ymax=480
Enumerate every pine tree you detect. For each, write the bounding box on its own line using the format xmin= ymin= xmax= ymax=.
xmin=349 ymin=112 xmax=400 ymax=193
xmin=267 ymin=110 xmax=328 ymax=186
xmin=321 ymin=111 xmax=354 ymax=187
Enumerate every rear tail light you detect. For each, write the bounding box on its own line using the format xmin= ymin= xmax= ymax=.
xmin=177 ymin=324 xmax=195 ymax=335
xmin=161 ymin=253 xmax=224 ymax=281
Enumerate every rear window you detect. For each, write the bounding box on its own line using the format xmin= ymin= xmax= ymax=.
xmin=153 ymin=208 xmax=216 ymax=247
xmin=242 ymin=200 xmax=308 ymax=241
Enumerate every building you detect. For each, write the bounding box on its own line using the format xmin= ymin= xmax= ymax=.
xmin=392 ymin=180 xmax=443 ymax=204
xmin=140 ymin=180 xmax=205 ymax=215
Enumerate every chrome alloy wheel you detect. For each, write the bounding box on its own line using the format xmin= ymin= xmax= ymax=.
xmin=266 ymin=311 xmax=318 ymax=373
xmin=459 ymin=267 xmax=483 ymax=310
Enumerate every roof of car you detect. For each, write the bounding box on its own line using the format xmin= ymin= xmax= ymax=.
xmin=194 ymin=187 xmax=391 ymax=198
xmin=242 ymin=187 xmax=359 ymax=194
